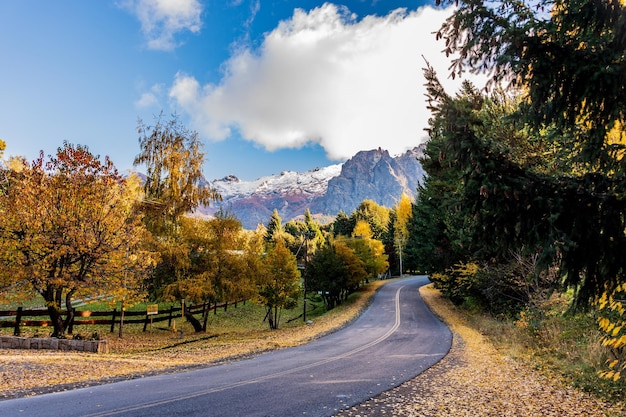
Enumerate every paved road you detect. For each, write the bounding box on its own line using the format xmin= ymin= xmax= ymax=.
xmin=0 ymin=276 xmax=451 ymax=417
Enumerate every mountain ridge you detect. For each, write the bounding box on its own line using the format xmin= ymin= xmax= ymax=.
xmin=204 ymin=146 xmax=425 ymax=229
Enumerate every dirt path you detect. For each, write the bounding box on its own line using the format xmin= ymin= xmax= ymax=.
xmin=335 ymin=285 xmax=626 ymax=417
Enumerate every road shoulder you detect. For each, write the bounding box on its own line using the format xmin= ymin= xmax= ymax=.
xmin=335 ymin=284 xmax=626 ymax=417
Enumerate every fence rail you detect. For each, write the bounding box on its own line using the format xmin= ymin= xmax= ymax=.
xmin=0 ymin=299 xmax=246 ymax=336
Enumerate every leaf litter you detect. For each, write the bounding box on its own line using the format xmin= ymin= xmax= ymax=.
xmin=334 ymin=284 xmax=625 ymax=417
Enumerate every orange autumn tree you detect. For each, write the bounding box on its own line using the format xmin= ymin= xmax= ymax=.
xmin=0 ymin=143 xmax=153 ymax=337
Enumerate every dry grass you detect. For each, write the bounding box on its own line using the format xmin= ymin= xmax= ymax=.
xmin=457 ymin=295 xmax=625 ymax=402
xmin=336 ymin=284 xmax=626 ymax=417
xmin=0 ymin=281 xmax=385 ymax=399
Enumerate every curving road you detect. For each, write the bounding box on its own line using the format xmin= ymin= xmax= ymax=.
xmin=0 ymin=276 xmax=451 ymax=417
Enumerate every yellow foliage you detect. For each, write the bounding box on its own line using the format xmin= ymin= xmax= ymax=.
xmin=606 ymin=120 xmax=626 ymax=162
xmin=598 ymin=317 xmax=610 ymax=331
xmin=596 ymin=284 xmax=626 ymax=381
xmin=0 ymin=144 xmax=155 ymax=334
xmin=452 ymin=262 xmax=481 ymax=277
xmin=393 ymin=193 xmax=413 ymax=245
xmin=352 ymin=220 xmax=373 ymax=239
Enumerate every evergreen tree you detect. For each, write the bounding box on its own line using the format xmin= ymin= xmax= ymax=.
xmin=332 ymin=210 xmax=354 ymax=237
xmin=383 ymin=210 xmax=398 ymax=276
xmin=265 ymin=209 xmax=284 ymax=245
xmin=306 ymin=241 xmax=367 ymax=310
xmin=432 ymin=0 xmax=626 ymax=307
xmin=303 ymin=208 xmax=324 ymax=254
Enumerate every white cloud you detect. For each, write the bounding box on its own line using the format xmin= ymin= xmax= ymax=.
xmin=245 ymin=0 xmax=261 ymax=30
xmin=135 ymin=83 xmax=165 ymax=108
xmin=169 ymin=4 xmax=486 ymax=161
xmin=120 ymin=0 xmax=203 ymax=51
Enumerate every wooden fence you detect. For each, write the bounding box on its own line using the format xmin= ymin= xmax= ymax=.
xmin=0 ymin=300 xmax=245 ymax=336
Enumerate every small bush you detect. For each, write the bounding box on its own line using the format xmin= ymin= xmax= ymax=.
xmin=597 ymin=283 xmax=626 ymax=382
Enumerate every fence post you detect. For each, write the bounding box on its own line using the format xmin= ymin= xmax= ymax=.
xmin=68 ymin=308 xmax=76 ymax=334
xmin=110 ymin=308 xmax=117 ymax=333
xmin=14 ymin=307 xmax=22 ymax=336
xmin=202 ymin=308 xmax=209 ymax=332
xmin=168 ymin=305 xmax=174 ymax=327
xmin=143 ymin=313 xmax=149 ymax=332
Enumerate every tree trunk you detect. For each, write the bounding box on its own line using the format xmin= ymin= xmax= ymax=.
xmin=42 ymin=287 xmax=66 ymax=337
xmin=184 ymin=309 xmax=203 ymax=332
xmin=266 ymin=307 xmax=274 ymax=330
xmin=272 ymin=306 xmax=279 ymax=330
xmin=202 ymin=306 xmax=209 ymax=332
xmin=47 ymin=304 xmax=66 ymax=338
xmin=63 ymin=288 xmax=76 ymax=334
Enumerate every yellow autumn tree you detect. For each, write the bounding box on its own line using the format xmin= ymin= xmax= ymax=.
xmin=169 ymin=213 xmax=258 ymax=325
xmin=134 ymin=114 xmax=222 ymax=325
xmin=353 ymin=220 xmax=373 ymax=239
xmin=0 ymin=143 xmax=154 ymax=337
xmin=393 ymin=193 xmax=413 ymax=276
xmin=342 ymin=222 xmax=389 ymax=281
xmin=133 ymin=113 xmax=221 ymax=235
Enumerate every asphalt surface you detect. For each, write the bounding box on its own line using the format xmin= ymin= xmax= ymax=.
xmin=0 ymin=276 xmax=452 ymax=417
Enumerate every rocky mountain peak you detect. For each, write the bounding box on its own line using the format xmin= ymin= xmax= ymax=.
xmin=202 ymin=147 xmax=425 ymax=229
xmin=221 ymin=174 xmax=240 ymax=183
xmin=310 ymin=147 xmax=425 ymax=217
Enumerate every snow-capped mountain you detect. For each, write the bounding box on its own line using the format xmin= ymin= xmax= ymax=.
xmin=204 ymin=147 xmax=425 ymax=230
xmin=211 ymin=164 xmax=343 ymax=201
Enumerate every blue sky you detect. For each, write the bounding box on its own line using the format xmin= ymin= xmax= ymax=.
xmin=0 ymin=1 xmax=482 ymax=181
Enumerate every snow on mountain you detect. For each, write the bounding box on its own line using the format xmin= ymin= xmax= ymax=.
xmin=211 ymin=164 xmax=343 ymax=199
xmin=204 ymin=164 xmax=344 ymax=229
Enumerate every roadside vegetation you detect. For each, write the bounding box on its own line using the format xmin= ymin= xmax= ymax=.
xmin=444 ymin=286 xmax=626 ymax=404
xmin=403 ymin=0 xmax=626 ymax=388
xmin=0 ymin=115 xmax=399 ymax=338
xmin=338 ymin=284 xmax=626 ymax=417
xmin=2 ymin=280 xmax=624 ymax=414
